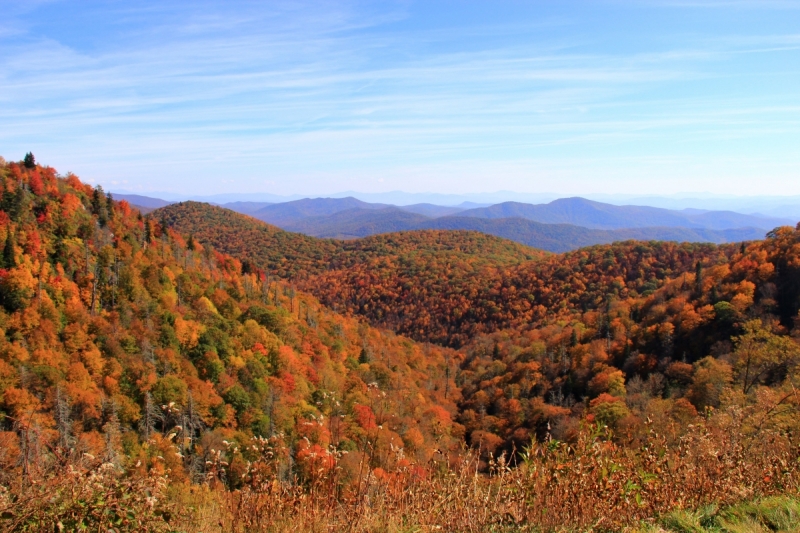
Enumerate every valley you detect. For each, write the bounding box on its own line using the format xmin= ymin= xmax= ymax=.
xmin=2 ymin=158 xmax=800 ymax=531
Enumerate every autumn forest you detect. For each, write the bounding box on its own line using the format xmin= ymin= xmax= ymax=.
xmin=2 ymin=157 xmax=800 ymax=531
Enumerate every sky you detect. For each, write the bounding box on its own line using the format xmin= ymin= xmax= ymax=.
xmin=1 ymin=0 xmax=800 ymax=197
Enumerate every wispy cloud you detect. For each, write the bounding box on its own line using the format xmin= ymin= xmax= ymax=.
xmin=625 ymin=0 xmax=800 ymax=8
xmin=1 ymin=1 xmax=799 ymax=195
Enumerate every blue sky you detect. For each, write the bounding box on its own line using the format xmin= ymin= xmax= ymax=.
xmin=2 ymin=0 xmax=800 ymax=196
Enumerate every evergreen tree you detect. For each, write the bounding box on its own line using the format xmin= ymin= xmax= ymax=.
xmin=2 ymin=186 xmax=27 ymax=223
xmin=92 ymin=186 xmax=108 ymax=227
xmin=144 ymin=218 xmax=153 ymax=244
xmin=160 ymin=215 xmax=170 ymax=239
xmin=23 ymin=152 xmax=35 ymax=169
xmin=695 ymin=261 xmax=704 ymax=293
xmin=2 ymin=232 xmax=16 ymax=269
xmin=359 ymin=346 xmax=372 ymax=364
xmin=106 ymin=192 xmax=114 ymax=220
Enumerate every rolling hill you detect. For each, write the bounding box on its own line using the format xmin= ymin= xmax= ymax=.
xmin=221 ymin=200 xmax=274 ymax=214
xmin=0 ymin=159 xmax=466 ymax=503
xmin=397 ymin=203 xmax=465 ymax=217
xmin=194 ymin=196 xmax=777 ymax=251
xmin=158 ymin=196 xmax=800 ymax=458
xmin=119 ymin=194 xmax=793 ymax=251
xmin=244 ymin=205 xmax=768 ymax=252
xmin=419 ymin=216 xmax=768 ymax=252
xmin=156 ymin=201 xmax=543 ymax=279
xmin=155 ymin=202 xmax=742 ymax=347
xmin=456 ymin=197 xmax=793 ymax=230
xmin=114 ymin=193 xmax=173 ymax=213
xmin=156 ymin=201 xmax=343 ymax=278
xmin=251 ymin=196 xmax=391 ymax=226
xmin=283 ymin=207 xmax=430 ymax=239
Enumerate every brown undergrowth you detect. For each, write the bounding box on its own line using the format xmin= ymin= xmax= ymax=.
xmin=3 ymin=402 xmax=797 ymax=533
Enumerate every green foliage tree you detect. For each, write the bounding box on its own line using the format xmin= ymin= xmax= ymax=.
xmin=224 ymin=385 xmax=251 ymax=415
xmin=152 ymin=375 xmax=188 ymax=406
xmin=687 ymin=356 xmax=733 ymax=410
xmin=731 ymin=320 xmax=800 ymax=394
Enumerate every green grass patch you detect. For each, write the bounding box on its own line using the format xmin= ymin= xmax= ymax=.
xmin=635 ymin=495 xmax=800 ymax=533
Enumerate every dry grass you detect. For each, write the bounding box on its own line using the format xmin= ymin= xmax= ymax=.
xmin=2 ymin=410 xmax=798 ymax=533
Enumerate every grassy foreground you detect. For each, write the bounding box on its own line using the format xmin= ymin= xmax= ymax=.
xmin=3 ymin=416 xmax=798 ymax=532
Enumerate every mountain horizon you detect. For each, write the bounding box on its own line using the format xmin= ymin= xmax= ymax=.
xmin=116 ymin=192 xmax=796 ymax=252
xmin=113 ymin=188 xmax=800 ymax=217
xmin=6 ymin=0 xmax=800 ymax=527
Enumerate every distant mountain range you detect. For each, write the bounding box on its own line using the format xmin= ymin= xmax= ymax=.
xmin=117 ymin=193 xmax=798 ymax=252
xmin=453 ymin=198 xmax=790 ymax=231
xmin=418 ymin=216 xmax=767 ymax=253
xmin=112 ymin=188 xmax=800 ymax=217
xmin=112 ymin=193 xmax=171 ymax=213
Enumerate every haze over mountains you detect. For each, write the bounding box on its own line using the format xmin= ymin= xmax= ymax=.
xmin=113 ymin=189 xmax=800 ymax=218
xmin=116 ymin=192 xmax=796 ymax=252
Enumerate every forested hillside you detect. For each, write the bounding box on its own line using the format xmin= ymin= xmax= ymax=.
xmin=0 ymin=160 xmax=463 ymax=491
xmin=4 ymin=158 xmax=800 ymax=531
xmin=158 ymin=195 xmax=800 ymax=461
xmin=158 ymin=201 xmax=543 ymax=276
xmin=305 ymin=240 xmax=736 ymax=346
xmin=159 ymin=202 xmax=739 ymax=347
xmin=161 ymin=200 xmax=770 ymax=253
xmin=157 ymin=201 xmax=342 ymax=277
xmin=455 ymin=226 xmax=800 ymax=452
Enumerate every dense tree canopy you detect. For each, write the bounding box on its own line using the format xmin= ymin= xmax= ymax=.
xmin=2 ymin=157 xmax=799 ymax=486
xmin=156 ymin=195 xmax=800 ymax=461
xmin=0 ymin=160 xmax=463 ymax=486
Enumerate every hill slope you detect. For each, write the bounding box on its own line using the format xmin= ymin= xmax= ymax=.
xmin=284 ymin=207 xmax=431 ymax=239
xmin=398 ymin=203 xmax=465 ymax=218
xmin=0 ymin=160 xmax=462 ymax=483
xmin=254 ymin=206 xmax=766 ymax=252
xmin=157 ymin=202 xmax=543 ymax=272
xmin=454 ymin=222 xmax=800 ymax=450
xmin=157 ymin=203 xmax=743 ymax=347
xmin=420 ymin=216 xmax=767 ymax=252
xmin=252 ymin=197 xmax=391 ymax=226
xmin=156 ymin=201 xmax=342 ymax=278
xmin=155 ymin=191 xmax=800 ymax=461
